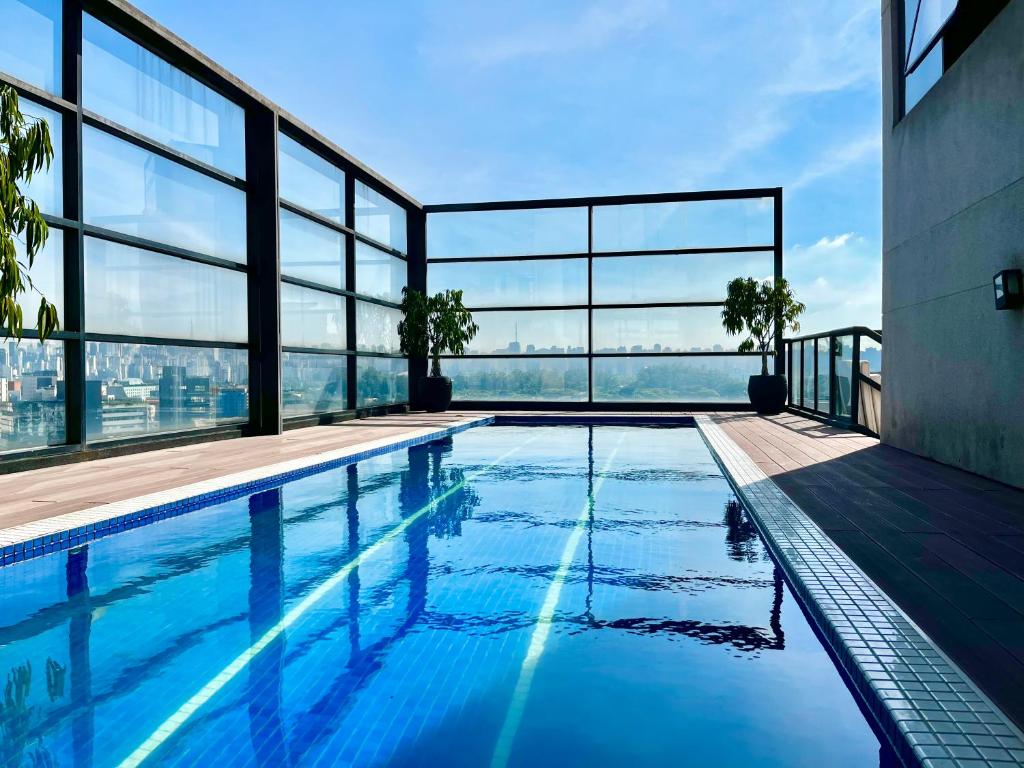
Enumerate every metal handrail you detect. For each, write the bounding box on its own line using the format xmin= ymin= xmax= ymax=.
xmin=783 ymin=327 xmax=882 ymax=437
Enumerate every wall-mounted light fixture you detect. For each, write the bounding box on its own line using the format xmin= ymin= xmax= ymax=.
xmin=993 ymin=269 xmax=1023 ymax=310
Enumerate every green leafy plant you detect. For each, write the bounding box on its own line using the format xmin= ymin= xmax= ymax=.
xmin=398 ymin=288 xmax=479 ymax=378
xmin=1 ymin=85 xmax=59 ymax=342
xmin=721 ymin=277 xmax=805 ymax=376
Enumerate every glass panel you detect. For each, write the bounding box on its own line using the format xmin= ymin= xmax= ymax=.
xmin=427 ymin=207 xmax=588 ymax=259
xmin=281 ymin=283 xmax=347 ymax=350
xmin=14 ymin=227 xmax=63 ymax=330
xmin=428 ymin=258 xmax=587 ymax=308
xmin=592 ymin=198 xmax=774 ymax=252
xmin=816 ymin=339 xmax=830 ymax=413
xmin=593 ymin=252 xmax=773 ymax=304
xmin=279 ymin=208 xmax=346 ymax=290
xmin=802 ymin=341 xmax=815 ymax=407
xmin=355 ymin=242 xmax=406 ymax=303
xmin=593 ymin=306 xmax=734 ymax=353
xmin=84 ymin=238 xmax=247 ymax=343
xmin=278 ymin=134 xmax=345 ymax=222
xmin=84 ymin=341 xmax=248 ymax=441
xmin=356 ymin=356 xmax=408 ymax=407
xmin=905 ymin=38 xmax=943 ymax=112
xmin=0 ymin=0 xmax=60 ymax=93
xmin=282 ymin=352 xmax=347 ymax=417
xmin=833 ymin=335 xmax=854 ymax=418
xmin=906 ymin=0 xmax=956 ymax=61
xmin=594 ymin=355 xmax=760 ymax=403
xmin=83 ymin=127 xmax=248 ymax=263
xmin=465 ymin=310 xmax=587 ymax=355
xmin=355 ymin=181 xmax=407 ymax=253
xmin=20 ymin=98 xmax=62 ymax=215
xmin=83 ymin=15 xmax=246 ymax=177
xmin=356 ymin=301 xmax=401 ymax=354
xmin=862 ymin=340 xmax=882 ymax=373
xmin=0 ymin=340 xmax=65 ymax=452
xmin=446 ymin=357 xmax=587 ymax=401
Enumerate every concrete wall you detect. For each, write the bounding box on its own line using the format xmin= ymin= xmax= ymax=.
xmin=881 ymin=0 xmax=1024 ymax=488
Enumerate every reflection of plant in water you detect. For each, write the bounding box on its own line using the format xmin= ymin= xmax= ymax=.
xmin=1 ymin=661 xmax=62 ymax=768
xmin=426 ymin=440 xmax=480 ymax=539
xmin=401 ymin=439 xmax=480 ymax=539
xmin=723 ymin=498 xmax=760 ymax=563
xmin=44 ymin=659 xmax=65 ymax=702
xmin=2 ymin=662 xmax=33 ymax=766
xmin=29 ymin=744 xmax=57 ymax=768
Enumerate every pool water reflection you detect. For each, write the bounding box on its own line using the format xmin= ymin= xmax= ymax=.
xmin=0 ymin=426 xmax=892 ymax=767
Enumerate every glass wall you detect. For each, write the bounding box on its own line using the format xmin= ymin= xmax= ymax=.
xmin=76 ymin=14 xmax=250 ymax=442
xmin=85 ymin=342 xmax=248 ymax=441
xmin=0 ymin=341 xmax=65 ymax=452
xmin=0 ymin=0 xmax=415 ymax=460
xmin=0 ymin=0 xmax=61 ymax=94
xmin=278 ymin=133 xmax=409 ymax=416
xmin=426 ymin=195 xmax=776 ymax=403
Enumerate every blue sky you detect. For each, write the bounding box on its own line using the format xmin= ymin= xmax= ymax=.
xmin=133 ymin=0 xmax=883 ymax=333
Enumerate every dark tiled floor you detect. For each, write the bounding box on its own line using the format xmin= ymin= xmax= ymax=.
xmin=715 ymin=412 xmax=1024 ymax=729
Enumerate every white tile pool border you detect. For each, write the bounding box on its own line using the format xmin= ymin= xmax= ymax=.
xmin=0 ymin=415 xmax=495 ymax=566
xmin=694 ymin=415 xmax=1024 ymax=768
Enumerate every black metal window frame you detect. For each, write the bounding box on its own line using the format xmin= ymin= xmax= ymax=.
xmin=895 ymin=0 xmax=1013 ymax=120
xmin=0 ymin=0 xmax=788 ymax=469
xmin=423 ymin=188 xmax=784 ymax=412
xmin=275 ymin=124 xmax=410 ymax=421
xmin=0 ymin=0 xmax=421 ymax=470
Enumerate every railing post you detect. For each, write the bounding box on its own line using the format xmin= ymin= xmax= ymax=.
xmin=773 ymin=188 xmax=784 ymax=375
xmin=828 ymin=334 xmax=836 ymax=419
xmin=851 ymin=332 xmax=861 ymax=429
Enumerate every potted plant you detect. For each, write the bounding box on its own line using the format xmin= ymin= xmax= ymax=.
xmin=721 ymin=277 xmax=805 ymax=414
xmin=398 ymin=288 xmax=479 ymax=412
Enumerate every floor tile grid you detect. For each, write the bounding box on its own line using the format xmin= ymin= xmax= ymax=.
xmin=0 ymin=415 xmax=495 ymax=566
xmin=695 ymin=416 xmax=1024 ymax=768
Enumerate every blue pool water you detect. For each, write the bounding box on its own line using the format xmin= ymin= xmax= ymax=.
xmin=0 ymin=425 xmax=891 ymax=767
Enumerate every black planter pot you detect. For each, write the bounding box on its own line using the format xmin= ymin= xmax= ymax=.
xmin=418 ymin=376 xmax=453 ymax=413
xmin=747 ymin=374 xmax=788 ymax=414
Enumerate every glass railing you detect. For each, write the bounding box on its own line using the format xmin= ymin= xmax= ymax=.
xmin=784 ymin=327 xmax=882 ymax=437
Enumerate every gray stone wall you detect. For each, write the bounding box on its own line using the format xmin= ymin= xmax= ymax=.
xmin=881 ymin=0 xmax=1024 ymax=488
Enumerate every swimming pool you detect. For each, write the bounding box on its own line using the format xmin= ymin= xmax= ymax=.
xmin=0 ymin=425 xmax=891 ymax=767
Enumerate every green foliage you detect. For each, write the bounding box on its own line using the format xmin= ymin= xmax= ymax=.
xmin=398 ymin=288 xmax=479 ymax=377
xmin=721 ymin=277 xmax=804 ymax=375
xmin=0 ymin=85 xmax=59 ymax=342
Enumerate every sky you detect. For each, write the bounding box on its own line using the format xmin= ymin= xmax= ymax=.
xmin=132 ymin=0 xmax=883 ymax=334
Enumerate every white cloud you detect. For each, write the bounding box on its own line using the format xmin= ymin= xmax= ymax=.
xmin=770 ymin=4 xmax=880 ymax=97
xmin=787 ymin=132 xmax=881 ymax=193
xmin=461 ymin=0 xmax=669 ymax=65
xmin=786 ymin=232 xmax=882 ymax=332
xmin=813 ymin=232 xmax=854 ymax=249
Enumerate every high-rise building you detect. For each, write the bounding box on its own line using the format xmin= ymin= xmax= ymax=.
xmin=881 ymin=0 xmax=1020 ymax=487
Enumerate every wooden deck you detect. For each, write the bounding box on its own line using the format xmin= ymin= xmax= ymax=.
xmin=2 ymin=409 xmax=1023 ymax=728
xmin=714 ymin=412 xmax=1024 ymax=729
xmin=0 ymin=412 xmax=474 ymax=532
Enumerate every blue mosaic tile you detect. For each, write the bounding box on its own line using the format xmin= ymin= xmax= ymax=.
xmin=694 ymin=415 xmax=1024 ymax=768
xmin=0 ymin=416 xmax=494 ymax=567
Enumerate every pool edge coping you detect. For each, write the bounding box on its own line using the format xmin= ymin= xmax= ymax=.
xmin=694 ymin=414 xmax=1024 ymax=768
xmin=0 ymin=414 xmax=495 ymax=566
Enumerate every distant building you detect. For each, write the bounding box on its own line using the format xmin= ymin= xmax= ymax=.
xmin=217 ymin=388 xmax=248 ymax=419
xmin=159 ymin=367 xmax=212 ymax=430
